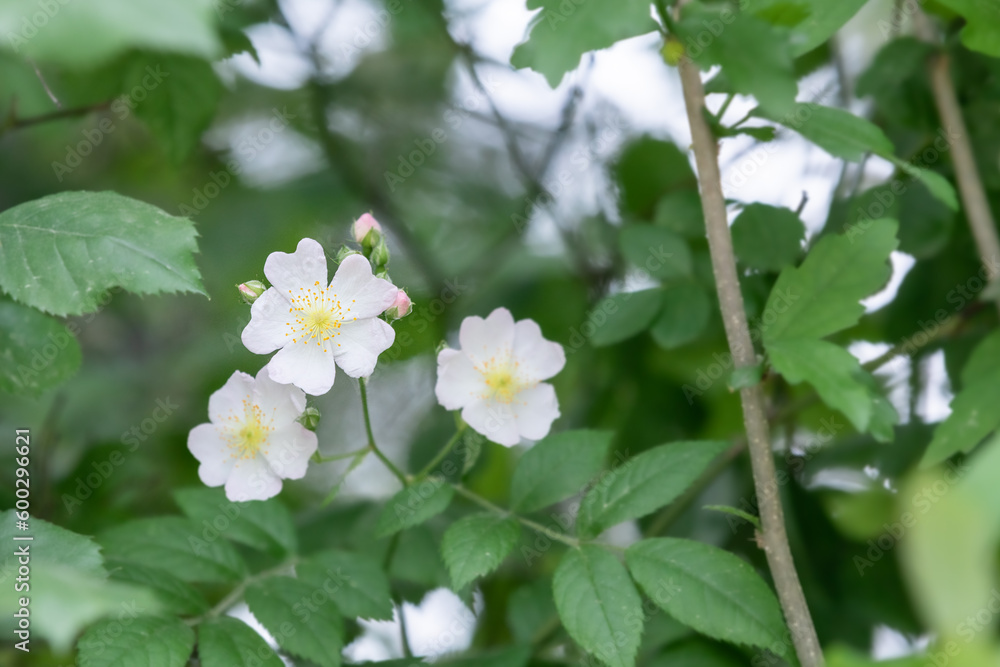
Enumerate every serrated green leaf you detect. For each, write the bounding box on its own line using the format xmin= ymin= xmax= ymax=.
xmin=0 ymin=299 xmax=81 ymax=394
xmin=107 ymin=561 xmax=209 ymax=616
xmin=619 ymin=226 xmax=692 ymax=280
xmin=650 ymin=281 xmax=711 ymax=349
xmin=510 ymin=0 xmax=657 ymax=87
xmin=626 ymin=538 xmax=792 ymax=662
xmin=441 ymin=513 xmax=521 ymax=590
xmin=577 ymin=440 xmax=730 ymax=538
xmin=933 ymin=0 xmax=1000 ymax=57
xmin=588 ymin=289 xmax=664 ymax=347
xmin=99 ymin=517 xmax=247 ymax=583
xmin=127 ymin=54 xmax=222 ymax=163
xmin=0 ymin=191 xmax=206 ymax=316
xmin=677 ymin=4 xmax=797 ymax=116
xmin=198 ymin=616 xmax=284 ymax=667
xmin=553 ymin=546 xmax=643 ymax=667
xmin=246 ymin=576 xmax=344 ymax=667
xmin=297 ymin=549 xmax=394 ymax=621
xmin=0 ymin=0 xmax=221 ymax=68
xmin=173 ymin=486 xmax=297 ymax=555
xmin=77 ymin=615 xmax=195 ymax=667
xmin=731 ymin=204 xmax=805 ymax=272
xmin=759 ymin=103 xmax=895 ymax=162
xmin=375 ymin=478 xmax=455 ymax=537
xmin=615 ymin=138 xmax=697 ymax=220
xmin=753 ymin=0 xmax=868 ymax=56
xmin=511 ymin=429 xmax=614 ymax=512
xmin=762 ymin=219 xmax=898 ymax=344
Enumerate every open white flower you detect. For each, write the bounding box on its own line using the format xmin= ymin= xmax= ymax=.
xmin=435 ymin=307 xmax=565 ymax=446
xmin=242 ymin=238 xmax=397 ymax=396
xmin=188 ymin=367 xmax=317 ymax=501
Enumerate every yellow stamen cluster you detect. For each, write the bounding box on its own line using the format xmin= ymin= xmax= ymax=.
xmin=221 ymin=398 xmax=276 ymax=462
xmin=284 ymin=281 xmax=357 ymax=353
xmin=475 ymin=349 xmax=534 ymax=405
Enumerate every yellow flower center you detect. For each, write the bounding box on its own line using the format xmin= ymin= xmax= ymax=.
xmin=223 ymin=400 xmax=275 ymax=460
xmin=284 ymin=281 xmax=358 ymax=352
xmin=477 ymin=354 xmax=533 ymax=404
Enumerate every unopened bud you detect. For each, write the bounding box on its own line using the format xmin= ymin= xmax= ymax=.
xmin=384 ymin=289 xmax=412 ymax=320
xmin=298 ymin=407 xmax=321 ymax=431
xmin=237 ymin=280 xmax=266 ymax=305
xmin=352 ymin=212 xmax=383 ymax=245
xmin=662 ymin=36 xmax=684 ymax=67
xmin=335 ymin=246 xmax=361 ymax=263
xmin=371 ymin=238 xmax=390 ymax=268
xmin=375 ymin=270 xmax=391 ymax=282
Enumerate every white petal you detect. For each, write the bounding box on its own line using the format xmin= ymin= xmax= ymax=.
xmin=332 ymin=317 xmax=395 ymax=378
xmin=261 ymin=425 xmax=317 ymax=480
xmin=264 ymin=238 xmax=328 ymax=294
xmin=462 ymin=399 xmax=519 ymax=447
xmin=513 ymin=383 xmax=560 ymax=441
xmin=435 ymin=348 xmax=485 ymax=410
xmin=225 ymin=456 xmax=282 ymax=501
xmin=328 ymin=254 xmax=398 ymax=319
xmin=513 ymin=319 xmax=566 ymax=381
xmin=208 ymin=371 xmax=255 ymax=424
xmin=242 ymin=288 xmax=292 ymax=354
xmin=253 ymin=365 xmax=307 ymax=425
xmin=266 ymin=341 xmax=338 ymax=396
xmin=459 ymin=307 xmax=516 ymax=365
xmin=188 ymin=423 xmax=236 ymax=486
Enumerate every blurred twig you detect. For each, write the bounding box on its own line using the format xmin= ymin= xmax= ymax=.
xmin=1 ymin=100 xmax=110 ymax=137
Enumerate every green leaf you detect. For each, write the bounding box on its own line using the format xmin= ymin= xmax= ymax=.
xmin=246 ymin=576 xmax=344 ymax=667
xmin=826 ymin=645 xmax=927 ymax=667
xmin=650 ymin=281 xmax=711 ymax=349
xmin=615 ymin=138 xmax=696 ymax=220
xmin=507 ymin=579 xmax=558 ymax=644
xmin=626 ymin=538 xmax=792 ymax=661
xmin=127 ymin=55 xmax=222 ymax=163
xmin=654 ymin=191 xmax=704 ymax=238
xmin=933 ymin=0 xmax=1000 ymax=57
xmin=77 ymin=615 xmax=195 ymax=667
xmin=0 ymin=191 xmax=206 ymax=316
xmin=107 ymin=561 xmax=209 ymax=616
xmin=676 ymin=4 xmax=797 ymax=116
xmin=891 ymin=158 xmax=960 ymax=211
xmin=510 ymin=429 xmax=614 ymax=512
xmin=441 ymin=513 xmax=521 ymax=590
xmin=762 ymin=219 xmax=898 ymax=344
xmin=768 ymin=338 xmax=897 ymax=438
xmin=297 ymin=549 xmax=394 ymax=621
xmin=619 ymin=226 xmax=692 ymax=280
xmin=510 ymin=0 xmax=657 ymax=87
xmin=703 ymin=505 xmax=762 ymax=531
xmin=173 ymin=486 xmax=297 ymax=555
xmin=731 ymin=204 xmax=805 ymax=272
xmin=198 ymin=616 xmax=284 ymax=667
xmin=923 ymin=330 xmax=1000 ymax=466
xmin=0 ymin=299 xmax=81 ymax=394
xmin=856 ymin=38 xmax=934 ymax=101
xmin=753 ymin=0 xmax=868 ymax=56
xmin=99 ymin=517 xmax=247 ymax=583
xmin=577 ymin=440 xmax=730 ymax=538
xmin=759 ymin=103 xmax=895 ymax=162
xmin=588 ymin=289 xmax=664 ymax=347
xmin=553 ymin=546 xmax=644 ymax=667
xmin=375 ymin=478 xmax=455 ymax=537
xmin=440 ymin=646 xmax=533 ymax=667
xmin=728 ymin=364 xmax=763 ymax=391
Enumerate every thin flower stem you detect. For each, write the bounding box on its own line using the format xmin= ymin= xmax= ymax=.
xmin=414 ymin=423 xmax=468 ymax=480
xmin=312 ymin=446 xmax=371 ymax=463
xmin=358 ymin=378 xmax=409 ymax=487
xmin=676 ymin=30 xmax=824 ymax=667
xmin=397 ymin=599 xmax=414 ymax=658
xmin=185 ymin=559 xmax=298 ymax=626
xmin=451 ymin=484 xmax=580 ymax=548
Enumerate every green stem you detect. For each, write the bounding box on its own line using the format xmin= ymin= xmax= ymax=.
xmin=359 ymin=378 xmax=408 ymax=486
xmin=415 ymin=423 xmax=468 ymax=480
xmin=312 ymin=446 xmax=370 ymax=464
xmin=186 ymin=559 xmax=298 ymax=626
xmin=451 ymin=485 xmax=580 ymax=548
xmin=715 ymin=93 xmax=735 ymax=121
xmin=397 ymin=599 xmax=414 ymax=658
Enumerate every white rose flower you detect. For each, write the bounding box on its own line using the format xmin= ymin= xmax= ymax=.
xmin=435 ymin=307 xmax=566 ymax=446
xmin=242 ymin=238 xmax=397 ymax=396
xmin=188 ymin=367 xmax=318 ymax=501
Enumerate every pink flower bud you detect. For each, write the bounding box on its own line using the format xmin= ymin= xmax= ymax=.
xmin=385 ymin=288 xmax=412 ymax=320
xmin=237 ymin=280 xmax=266 ymax=304
xmin=352 ymin=213 xmax=383 ymax=245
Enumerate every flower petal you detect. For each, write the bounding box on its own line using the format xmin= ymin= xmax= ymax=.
xmin=208 ymin=371 xmax=255 ymax=424
xmin=188 ymin=423 xmax=236 ymax=487
xmin=332 ymin=317 xmax=395 ymax=378
xmin=225 ymin=456 xmax=282 ymax=501
xmin=253 ymin=365 xmax=307 ymax=425
xmin=264 ymin=238 xmax=328 ymax=294
xmin=513 ymin=383 xmax=560 ymax=441
xmin=462 ymin=398 xmax=519 ymax=447
xmin=513 ymin=319 xmax=566 ymax=381
xmin=328 ymin=254 xmax=398 ymax=319
xmin=242 ymin=288 xmax=292 ymax=354
xmin=261 ymin=425 xmax=317 ymax=480
xmin=459 ymin=307 xmax=516 ymax=365
xmin=266 ymin=341 xmax=338 ymax=396
xmin=435 ymin=348 xmax=485 ymax=410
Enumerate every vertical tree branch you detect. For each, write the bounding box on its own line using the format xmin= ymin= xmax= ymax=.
xmin=676 ymin=57 xmax=825 ymax=667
